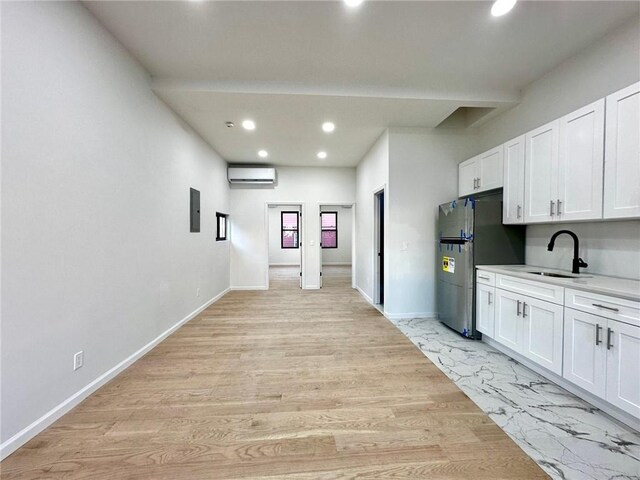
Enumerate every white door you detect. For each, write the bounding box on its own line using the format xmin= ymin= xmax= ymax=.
xmin=503 ymin=136 xmax=525 ymax=224
xmin=606 ymin=320 xmax=640 ymax=418
xmin=563 ymin=308 xmax=607 ymax=398
xmin=524 ymin=120 xmax=559 ymax=223
xmin=494 ymin=289 xmax=522 ymax=352
xmin=521 ymin=296 xmax=564 ymax=375
xmin=557 ymin=99 xmax=605 ymax=221
xmin=477 ymin=146 xmax=503 ymax=192
xmin=459 ymin=157 xmax=478 ymax=197
xmin=476 ymin=284 xmax=495 ymax=337
xmin=604 ymin=82 xmax=640 ymax=219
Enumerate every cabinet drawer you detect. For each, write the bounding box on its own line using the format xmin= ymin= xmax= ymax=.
xmin=476 ymin=270 xmax=496 ymax=286
xmin=565 ymin=288 xmax=640 ymax=327
xmin=496 ymin=274 xmax=564 ymax=304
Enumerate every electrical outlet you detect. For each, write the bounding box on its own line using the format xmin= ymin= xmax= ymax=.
xmin=73 ymin=351 xmax=84 ymax=371
xmin=196 ymin=287 xmax=200 ymax=297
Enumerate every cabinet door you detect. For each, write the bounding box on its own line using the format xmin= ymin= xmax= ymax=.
xmin=503 ymin=136 xmax=525 ymax=224
xmin=494 ymin=289 xmax=522 ymax=352
xmin=606 ymin=320 xmax=640 ymax=418
xmin=557 ymin=99 xmax=604 ymax=221
xmin=476 ymin=284 xmax=495 ymax=337
xmin=563 ymin=308 xmax=606 ymax=398
xmin=524 ymin=120 xmax=559 ymax=223
xmin=521 ymin=297 xmax=564 ymax=375
xmin=459 ymin=157 xmax=478 ymax=197
xmin=604 ymin=82 xmax=640 ymax=219
xmin=477 ymin=146 xmax=503 ymax=192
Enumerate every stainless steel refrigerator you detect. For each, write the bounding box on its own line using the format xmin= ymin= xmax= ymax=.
xmin=437 ymin=193 xmax=525 ymax=338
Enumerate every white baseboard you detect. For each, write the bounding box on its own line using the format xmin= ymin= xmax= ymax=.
xmin=356 ymin=285 xmax=374 ymax=305
xmin=268 ymin=263 xmax=300 ymax=267
xmin=304 ymin=285 xmax=320 ymax=290
xmin=384 ymin=312 xmax=438 ymax=320
xmin=0 ymin=287 xmax=230 ymax=461
xmin=230 ymin=286 xmax=268 ymax=291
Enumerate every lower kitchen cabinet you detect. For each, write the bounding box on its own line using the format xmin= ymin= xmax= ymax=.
xmin=476 ymin=283 xmax=495 ymax=336
xmin=606 ymin=320 xmax=640 ymax=418
xmin=494 ymin=289 xmax=521 ymax=351
xmin=563 ymin=308 xmax=607 ymax=398
xmin=522 ymin=297 xmax=564 ymax=375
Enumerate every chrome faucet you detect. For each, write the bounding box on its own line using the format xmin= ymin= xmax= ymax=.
xmin=547 ymin=230 xmax=588 ymax=274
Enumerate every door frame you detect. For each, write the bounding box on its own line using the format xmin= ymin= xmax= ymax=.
xmin=317 ymin=202 xmax=356 ymax=289
xmin=264 ymin=202 xmax=304 ymax=290
xmin=373 ymin=186 xmax=385 ymax=306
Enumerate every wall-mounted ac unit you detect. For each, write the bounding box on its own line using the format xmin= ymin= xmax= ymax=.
xmin=227 ymin=167 xmax=276 ymax=185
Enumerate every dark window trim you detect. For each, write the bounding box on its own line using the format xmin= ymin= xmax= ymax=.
xmin=281 ymin=211 xmax=299 ymax=249
xmin=216 ymin=212 xmax=228 ymax=241
xmin=321 ymin=211 xmax=338 ymax=249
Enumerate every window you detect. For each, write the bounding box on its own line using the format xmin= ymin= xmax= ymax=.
xmin=216 ymin=212 xmax=228 ymax=241
xmin=321 ymin=211 xmax=338 ymax=248
xmin=281 ymin=211 xmax=299 ymax=248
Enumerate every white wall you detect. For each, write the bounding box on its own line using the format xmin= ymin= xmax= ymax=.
xmin=526 ymin=222 xmax=640 ymax=280
xmin=355 ymin=131 xmax=389 ymax=306
xmin=477 ymin=16 xmax=640 ymax=280
xmin=320 ymin=205 xmax=352 ymax=265
xmin=386 ymin=128 xmax=479 ymax=318
xmin=268 ymin=206 xmax=301 ymax=265
xmin=230 ymin=167 xmax=356 ymax=289
xmin=1 ymin=2 xmax=230 ymax=456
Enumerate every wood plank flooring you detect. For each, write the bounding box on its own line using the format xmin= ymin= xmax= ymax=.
xmin=1 ymin=268 xmax=548 ymax=479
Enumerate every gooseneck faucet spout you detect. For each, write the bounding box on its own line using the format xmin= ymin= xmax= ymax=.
xmin=547 ymin=230 xmax=588 ymax=274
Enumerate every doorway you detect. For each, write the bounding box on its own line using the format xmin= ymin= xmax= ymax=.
xmin=373 ymin=189 xmax=384 ymax=306
xmin=267 ymin=204 xmax=302 ymax=290
xmin=319 ymin=204 xmax=353 ymax=289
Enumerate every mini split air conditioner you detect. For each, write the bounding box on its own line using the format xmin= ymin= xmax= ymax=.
xmin=227 ymin=167 xmax=276 ymax=185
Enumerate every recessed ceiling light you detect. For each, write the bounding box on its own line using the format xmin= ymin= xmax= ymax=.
xmin=317 ymin=151 xmax=327 ymax=159
xmin=491 ymin=0 xmax=517 ymax=17
xmin=242 ymin=119 xmax=256 ymax=131
xmin=344 ymin=0 xmax=364 ymax=7
xmin=322 ymin=122 xmax=335 ymax=133
xmin=258 ymin=150 xmax=269 ymax=158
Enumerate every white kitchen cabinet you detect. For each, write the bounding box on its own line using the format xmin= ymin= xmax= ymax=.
xmin=503 ymin=135 xmax=525 ymax=224
xmin=524 ymin=120 xmax=559 ymax=223
xmin=606 ymin=319 xmax=640 ymax=418
xmin=458 ymin=146 xmax=503 ymax=197
xmin=494 ymin=289 xmax=522 ymax=351
xmin=521 ymin=297 xmax=564 ymax=375
xmin=557 ymin=99 xmax=605 ymax=221
xmin=604 ymin=82 xmax=640 ymax=219
xmin=563 ymin=309 xmax=607 ymax=399
xmin=458 ymin=156 xmax=478 ymax=197
xmin=476 ymin=283 xmax=495 ymax=337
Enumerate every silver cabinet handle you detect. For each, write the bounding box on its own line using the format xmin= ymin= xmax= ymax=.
xmin=478 ymin=275 xmax=490 ymax=280
xmin=488 ymin=292 xmax=493 ymax=305
xmin=550 ymin=200 xmax=555 ymax=216
xmin=473 ymin=178 xmax=477 ymax=189
xmin=477 ymin=177 xmax=481 ymax=189
xmin=593 ymin=303 xmax=619 ymax=312
xmin=517 ymin=205 xmax=522 ymax=219
xmin=607 ymin=328 xmax=613 ymax=350
xmin=516 ymin=300 xmax=521 ymax=316
xmin=595 ymin=324 xmax=602 ymax=346
xmin=557 ymin=199 xmax=562 ymax=215
xmin=522 ymin=302 xmax=527 ymax=318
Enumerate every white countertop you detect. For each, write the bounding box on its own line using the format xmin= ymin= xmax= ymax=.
xmin=477 ymin=265 xmax=640 ymax=302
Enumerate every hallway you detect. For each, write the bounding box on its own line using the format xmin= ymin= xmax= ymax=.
xmin=1 ymin=277 xmax=546 ymax=479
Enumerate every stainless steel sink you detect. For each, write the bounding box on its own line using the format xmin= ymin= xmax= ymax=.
xmin=527 ymin=271 xmax=577 ymax=278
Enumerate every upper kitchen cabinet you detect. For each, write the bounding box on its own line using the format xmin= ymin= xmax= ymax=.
xmin=557 ymin=99 xmax=605 ymax=221
xmin=604 ymin=82 xmax=640 ymax=219
xmin=503 ymin=135 xmax=525 ymax=224
xmin=524 ymin=120 xmax=559 ymax=223
xmin=458 ymin=146 xmax=503 ymax=197
xmin=524 ymin=100 xmax=605 ymax=224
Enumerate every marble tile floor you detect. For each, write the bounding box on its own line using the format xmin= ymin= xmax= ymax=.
xmin=391 ymin=317 xmax=640 ymax=480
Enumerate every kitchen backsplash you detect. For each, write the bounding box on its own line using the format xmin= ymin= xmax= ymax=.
xmin=525 ymin=221 xmax=640 ymax=280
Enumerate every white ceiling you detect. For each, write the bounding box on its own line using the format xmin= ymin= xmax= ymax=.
xmin=85 ymin=1 xmax=638 ymax=167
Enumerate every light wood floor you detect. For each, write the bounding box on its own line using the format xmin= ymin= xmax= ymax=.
xmin=1 ymin=271 xmax=548 ymax=479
